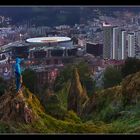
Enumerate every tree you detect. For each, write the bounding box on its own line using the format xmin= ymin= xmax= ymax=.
xmin=54 ymin=61 xmax=95 ymax=97
xmin=103 ymin=66 xmax=122 ymax=89
xmin=54 ymin=64 xmax=74 ymax=92
xmin=121 ymin=57 xmax=140 ymax=78
xmin=22 ymin=69 xmax=38 ymax=93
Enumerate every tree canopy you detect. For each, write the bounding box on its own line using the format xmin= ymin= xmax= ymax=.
xmin=22 ymin=69 xmax=38 ymax=93
xmin=54 ymin=61 xmax=95 ymax=97
xmin=103 ymin=66 xmax=122 ymax=89
xmin=121 ymin=57 xmax=140 ymax=78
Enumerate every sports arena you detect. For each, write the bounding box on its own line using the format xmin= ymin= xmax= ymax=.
xmin=25 ymin=36 xmax=77 ymax=59
xmin=1 ymin=36 xmax=76 ymax=59
xmin=26 ymin=36 xmax=72 ymax=46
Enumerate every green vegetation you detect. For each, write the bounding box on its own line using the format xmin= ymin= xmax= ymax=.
xmin=0 ymin=86 xmax=110 ymax=133
xmin=76 ymin=62 xmax=95 ymax=97
xmin=22 ymin=69 xmax=38 ymax=93
xmin=57 ymin=81 xmax=71 ymax=109
xmin=0 ymin=121 xmax=13 ymax=133
xmin=54 ymin=61 xmax=95 ymax=97
xmin=52 ymin=64 xmax=140 ymax=133
xmin=103 ymin=66 xmax=122 ymax=89
xmin=1 ymin=61 xmax=140 ymax=133
xmin=54 ymin=65 xmax=74 ymax=92
xmin=121 ymin=57 xmax=140 ymax=78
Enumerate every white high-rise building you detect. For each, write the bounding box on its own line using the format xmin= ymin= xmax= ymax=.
xmin=121 ymin=30 xmax=127 ymax=59
xmin=112 ymin=27 xmax=119 ymax=59
xmin=103 ymin=23 xmax=128 ymax=60
xmin=135 ymin=30 xmax=140 ymax=58
xmin=118 ymin=30 xmax=127 ymax=60
xmin=128 ymin=33 xmax=136 ymax=57
xmin=135 ymin=31 xmax=140 ymax=47
xmin=103 ymin=24 xmax=113 ymax=59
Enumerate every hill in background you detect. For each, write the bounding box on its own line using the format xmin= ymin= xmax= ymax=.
xmin=0 ymin=7 xmax=139 ymax=26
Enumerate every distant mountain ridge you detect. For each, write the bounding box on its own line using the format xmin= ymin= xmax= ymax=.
xmin=0 ymin=7 xmax=139 ymax=26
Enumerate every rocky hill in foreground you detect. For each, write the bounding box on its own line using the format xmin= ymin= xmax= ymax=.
xmin=0 ymin=85 xmax=109 ymax=133
xmin=59 ymin=69 xmax=140 ymax=133
xmin=1 ymin=69 xmax=140 ymax=133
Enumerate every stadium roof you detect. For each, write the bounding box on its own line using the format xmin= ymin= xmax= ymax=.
xmin=26 ymin=37 xmax=71 ymax=43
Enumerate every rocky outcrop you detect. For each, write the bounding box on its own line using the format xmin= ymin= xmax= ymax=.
xmin=0 ymin=86 xmax=45 ymax=124
xmin=82 ymin=86 xmax=122 ymax=116
xmin=122 ymin=71 xmax=140 ymax=105
xmin=82 ymin=71 xmax=140 ymax=118
xmin=67 ymin=68 xmax=89 ymax=116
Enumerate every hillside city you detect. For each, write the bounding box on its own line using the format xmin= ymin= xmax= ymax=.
xmin=0 ymin=7 xmax=140 ymax=134
xmin=0 ymin=8 xmax=140 ymax=89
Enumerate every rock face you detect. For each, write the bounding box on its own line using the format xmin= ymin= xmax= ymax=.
xmin=0 ymin=86 xmax=45 ymax=124
xmin=82 ymin=86 xmax=123 ymax=116
xmin=122 ymin=71 xmax=140 ymax=105
xmin=67 ymin=68 xmax=89 ymax=116
xmin=82 ymin=71 xmax=140 ymax=118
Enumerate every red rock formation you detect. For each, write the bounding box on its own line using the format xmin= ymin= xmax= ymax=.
xmin=67 ymin=68 xmax=89 ymax=116
xmin=0 ymin=86 xmax=43 ymax=124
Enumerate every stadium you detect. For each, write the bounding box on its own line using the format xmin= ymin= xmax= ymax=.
xmin=25 ymin=36 xmax=77 ymax=59
xmin=0 ymin=36 xmax=77 ymax=59
xmin=26 ymin=36 xmax=72 ymax=45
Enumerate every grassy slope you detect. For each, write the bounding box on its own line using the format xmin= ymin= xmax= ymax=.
xmin=1 ymin=71 xmax=140 ymax=133
xmin=56 ymin=71 xmax=140 ymax=133
xmin=84 ymin=71 xmax=140 ymax=133
xmin=0 ymin=87 xmax=110 ymax=133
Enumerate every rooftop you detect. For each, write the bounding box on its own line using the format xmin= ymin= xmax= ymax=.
xmin=26 ymin=37 xmax=71 ymax=44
